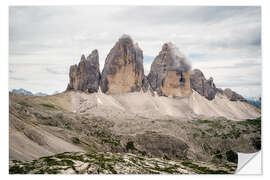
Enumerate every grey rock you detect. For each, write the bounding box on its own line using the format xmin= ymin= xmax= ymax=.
xmin=190 ymin=69 xmax=217 ymax=100
xmin=67 ymin=49 xmax=100 ymax=93
xmin=147 ymin=42 xmax=192 ymax=96
xmin=142 ymin=75 xmax=154 ymax=95
xmin=223 ymin=88 xmax=246 ymax=101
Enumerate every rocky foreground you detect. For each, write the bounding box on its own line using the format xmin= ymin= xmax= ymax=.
xmin=9 ymin=152 xmax=236 ymax=174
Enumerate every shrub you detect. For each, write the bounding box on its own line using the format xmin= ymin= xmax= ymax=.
xmin=71 ymin=137 xmax=80 ymax=144
xmin=41 ymin=103 xmax=57 ymax=110
xmin=126 ymin=141 xmax=136 ymax=151
xmin=226 ymin=150 xmax=238 ymax=163
xmin=215 ymin=154 xmax=223 ymax=159
xmin=252 ymin=137 xmax=261 ymax=150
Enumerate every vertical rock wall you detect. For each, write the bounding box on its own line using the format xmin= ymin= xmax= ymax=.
xmin=147 ymin=42 xmax=192 ymax=97
xmin=100 ymin=35 xmax=145 ymax=94
xmin=67 ymin=50 xmax=100 ymax=93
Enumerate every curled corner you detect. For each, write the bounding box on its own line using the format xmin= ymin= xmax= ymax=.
xmin=235 ymin=151 xmax=262 ymax=174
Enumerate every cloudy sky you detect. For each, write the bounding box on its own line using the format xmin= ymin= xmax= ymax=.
xmin=9 ymin=6 xmax=261 ymax=97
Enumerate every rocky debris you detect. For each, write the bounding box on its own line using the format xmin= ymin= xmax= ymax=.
xmin=100 ymin=35 xmax=145 ymax=94
xmin=9 ymin=152 xmax=233 ymax=174
xmin=190 ymin=69 xmax=217 ymax=100
xmin=9 ymin=92 xmax=260 ymax=174
xmin=223 ymin=88 xmax=246 ymax=102
xmin=67 ymin=50 xmax=100 ymax=93
xmin=147 ymin=42 xmax=192 ymax=97
xmin=135 ymin=131 xmax=189 ymax=159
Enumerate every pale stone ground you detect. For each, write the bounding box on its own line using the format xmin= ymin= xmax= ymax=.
xmin=9 ymin=91 xmax=260 ymax=174
xmin=69 ymin=90 xmax=260 ymax=123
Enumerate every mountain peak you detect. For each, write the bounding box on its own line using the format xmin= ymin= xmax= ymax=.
xmin=67 ymin=50 xmax=100 ymax=93
xmin=100 ymin=35 xmax=144 ymax=94
xmin=65 ymin=35 xmax=248 ymax=102
xmin=80 ymin=54 xmax=86 ymax=61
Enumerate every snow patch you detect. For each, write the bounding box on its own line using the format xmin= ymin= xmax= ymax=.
xmin=97 ymin=97 xmax=103 ymax=105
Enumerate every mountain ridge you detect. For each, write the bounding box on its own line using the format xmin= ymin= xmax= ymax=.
xmin=66 ymin=35 xmax=246 ymax=102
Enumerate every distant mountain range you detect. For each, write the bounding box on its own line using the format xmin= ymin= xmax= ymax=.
xmin=246 ymin=96 xmax=261 ymax=109
xmin=11 ymin=88 xmax=34 ymax=96
xmin=11 ymin=88 xmax=60 ymax=96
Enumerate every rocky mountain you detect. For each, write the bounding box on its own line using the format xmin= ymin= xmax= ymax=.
xmin=222 ymin=88 xmax=246 ymax=102
xmin=12 ymin=88 xmax=34 ymax=96
xmin=67 ymin=49 xmax=100 ymax=93
xmin=247 ymin=96 xmax=261 ymax=109
xmin=100 ymin=35 xmax=145 ymax=94
xmin=34 ymin=92 xmax=48 ymax=96
xmin=9 ymin=34 xmax=261 ymax=174
xmin=66 ymin=35 xmax=247 ymax=103
xmin=11 ymin=89 xmax=48 ymax=96
xmin=190 ymin=69 xmax=217 ymax=100
xmin=147 ymin=42 xmax=192 ymax=97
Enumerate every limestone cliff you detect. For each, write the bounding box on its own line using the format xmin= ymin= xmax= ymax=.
xmin=190 ymin=69 xmax=217 ymax=100
xmin=147 ymin=42 xmax=192 ymax=97
xmin=65 ymin=35 xmax=247 ymax=102
xmin=67 ymin=49 xmax=100 ymax=93
xmin=100 ymin=35 xmax=145 ymax=94
xmin=160 ymin=70 xmax=192 ymax=97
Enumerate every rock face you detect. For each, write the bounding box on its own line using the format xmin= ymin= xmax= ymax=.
xmin=67 ymin=50 xmax=100 ymax=93
xmin=147 ymin=43 xmax=192 ymax=97
xmin=190 ymin=69 xmax=217 ymax=100
xmin=142 ymin=76 xmax=154 ymax=94
xmin=223 ymin=88 xmax=246 ymax=101
xmin=100 ymin=35 xmax=145 ymax=94
xmin=160 ymin=70 xmax=192 ymax=97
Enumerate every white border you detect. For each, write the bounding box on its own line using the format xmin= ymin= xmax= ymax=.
xmin=1 ymin=0 xmax=269 ymax=179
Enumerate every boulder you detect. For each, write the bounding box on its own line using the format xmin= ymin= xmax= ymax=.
xmin=147 ymin=42 xmax=192 ymax=97
xmin=67 ymin=49 xmax=100 ymax=93
xmin=190 ymin=69 xmax=217 ymax=100
xmin=100 ymin=35 xmax=144 ymax=94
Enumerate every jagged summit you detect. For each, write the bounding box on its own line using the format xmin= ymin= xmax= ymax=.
xmin=80 ymin=54 xmax=86 ymax=61
xmin=66 ymin=35 xmax=247 ymax=102
xmin=190 ymin=68 xmax=217 ymax=100
xmin=100 ymin=35 xmax=145 ymax=94
xmin=118 ymin=34 xmax=133 ymax=44
xmin=147 ymin=42 xmax=192 ymax=97
xmin=160 ymin=42 xmax=191 ymax=72
xmin=67 ymin=49 xmax=100 ymax=93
